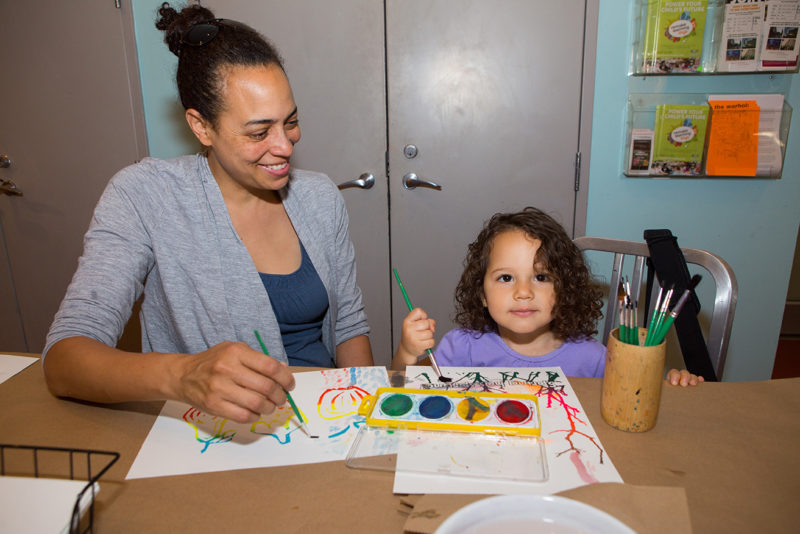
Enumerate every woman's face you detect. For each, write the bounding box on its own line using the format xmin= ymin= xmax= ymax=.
xmin=198 ymin=63 xmax=301 ymax=196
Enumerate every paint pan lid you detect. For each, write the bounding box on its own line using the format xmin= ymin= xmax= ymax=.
xmin=345 ymin=425 xmax=548 ymax=483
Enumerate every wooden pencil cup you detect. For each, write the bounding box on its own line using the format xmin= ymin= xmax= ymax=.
xmin=601 ymin=328 xmax=666 ymax=432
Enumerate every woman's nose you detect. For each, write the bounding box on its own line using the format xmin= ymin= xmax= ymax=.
xmin=270 ymin=127 xmax=297 ymax=157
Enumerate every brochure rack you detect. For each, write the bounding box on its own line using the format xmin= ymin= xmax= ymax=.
xmin=631 ymin=0 xmax=800 ymax=75
xmin=623 ymin=93 xmax=792 ymax=178
xmin=0 ymin=444 xmax=119 ymax=534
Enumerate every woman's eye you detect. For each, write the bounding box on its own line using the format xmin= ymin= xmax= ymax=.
xmin=286 ymin=118 xmax=299 ymax=130
xmin=249 ymin=131 xmax=268 ymax=140
xmin=498 ymin=274 xmax=513 ymax=282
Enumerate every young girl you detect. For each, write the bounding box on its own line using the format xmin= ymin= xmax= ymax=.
xmin=392 ymin=207 xmax=703 ymax=386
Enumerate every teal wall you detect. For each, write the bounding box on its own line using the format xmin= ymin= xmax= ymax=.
xmin=132 ymin=1 xmax=197 ymax=158
xmin=132 ymin=1 xmax=800 ymax=381
xmin=587 ymin=2 xmax=800 ymax=381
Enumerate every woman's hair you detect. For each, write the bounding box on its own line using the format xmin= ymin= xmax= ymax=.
xmin=454 ymin=207 xmax=603 ymax=340
xmin=155 ymin=2 xmax=285 ymax=127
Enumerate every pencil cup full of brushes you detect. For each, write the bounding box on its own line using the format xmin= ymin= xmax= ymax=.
xmin=601 ymin=328 xmax=666 ymax=433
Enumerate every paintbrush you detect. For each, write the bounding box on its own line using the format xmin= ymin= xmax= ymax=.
xmin=646 ymin=286 xmax=673 ymax=346
xmin=254 ymin=329 xmax=318 ymax=438
xmin=652 ymin=274 xmax=702 ymax=345
xmin=623 ymin=277 xmax=639 ymax=345
xmin=644 ymin=285 xmax=663 ymax=345
xmin=392 ymin=268 xmax=452 ymax=383
xmin=617 ymin=282 xmax=630 ymax=343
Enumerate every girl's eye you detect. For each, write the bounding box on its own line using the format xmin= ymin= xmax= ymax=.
xmin=535 ymin=273 xmax=551 ymax=283
xmin=498 ymin=274 xmax=513 ymax=282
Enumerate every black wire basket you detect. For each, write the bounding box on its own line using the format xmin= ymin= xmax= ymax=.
xmin=0 ymin=444 xmax=119 ymax=533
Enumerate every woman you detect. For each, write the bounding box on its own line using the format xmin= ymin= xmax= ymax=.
xmin=43 ymin=3 xmax=373 ymax=423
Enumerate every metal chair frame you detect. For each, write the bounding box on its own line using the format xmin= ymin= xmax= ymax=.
xmin=574 ymin=236 xmax=738 ymax=379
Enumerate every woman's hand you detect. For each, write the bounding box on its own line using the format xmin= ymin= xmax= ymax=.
xmin=172 ymin=341 xmax=296 ymax=423
xmin=44 ymin=337 xmax=295 ymax=425
xmin=391 ymin=307 xmax=436 ymax=371
xmin=665 ymin=368 xmax=704 ymax=387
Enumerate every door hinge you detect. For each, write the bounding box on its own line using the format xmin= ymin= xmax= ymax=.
xmin=574 ymin=152 xmax=582 ymax=192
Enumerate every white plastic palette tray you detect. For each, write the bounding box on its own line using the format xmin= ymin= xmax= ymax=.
xmin=346 ymin=425 xmax=548 ymax=482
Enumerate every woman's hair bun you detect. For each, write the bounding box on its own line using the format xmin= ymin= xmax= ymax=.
xmin=155 ymin=2 xmax=216 ymax=57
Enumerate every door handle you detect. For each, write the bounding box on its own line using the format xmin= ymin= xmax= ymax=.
xmin=337 ymin=172 xmax=375 ymax=191
xmin=0 ymin=179 xmax=23 ymax=196
xmin=402 ymin=172 xmax=442 ymax=191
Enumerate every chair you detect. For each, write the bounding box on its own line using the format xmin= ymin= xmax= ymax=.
xmin=574 ymin=236 xmax=738 ymax=380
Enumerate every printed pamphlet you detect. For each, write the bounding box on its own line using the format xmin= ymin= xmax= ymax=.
xmin=628 ymin=129 xmax=655 ymax=175
xmin=642 ymin=0 xmax=709 ymax=72
xmin=759 ymin=0 xmax=800 ymax=70
xmin=651 ymin=104 xmax=709 ymax=175
xmin=707 ymin=93 xmax=785 ymax=175
xmin=718 ymin=0 xmax=767 ymax=72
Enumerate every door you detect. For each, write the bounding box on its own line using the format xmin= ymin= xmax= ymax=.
xmin=387 ymin=0 xmax=593 ymax=346
xmin=0 ymin=0 xmax=147 ymax=352
xmin=148 ymin=0 xmax=595 ymax=366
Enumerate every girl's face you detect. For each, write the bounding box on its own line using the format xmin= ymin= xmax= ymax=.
xmin=197 ymin=63 xmax=301 ymax=196
xmin=482 ymin=229 xmax=557 ymax=347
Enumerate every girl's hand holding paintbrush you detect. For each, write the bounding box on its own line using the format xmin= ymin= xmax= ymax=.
xmin=391 ymin=308 xmax=438 ymax=371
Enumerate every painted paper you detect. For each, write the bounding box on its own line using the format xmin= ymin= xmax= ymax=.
xmin=394 ymin=366 xmax=622 ymax=494
xmin=126 ymin=366 xmax=389 ymax=479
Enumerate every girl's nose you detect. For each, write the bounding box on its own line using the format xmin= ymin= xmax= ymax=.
xmin=514 ymin=281 xmax=533 ymax=299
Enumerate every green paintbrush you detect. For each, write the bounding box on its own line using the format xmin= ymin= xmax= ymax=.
xmin=392 ymin=268 xmax=451 ymax=383
xmin=652 ymin=275 xmax=702 ymax=345
xmin=254 ymin=329 xmax=317 ymax=438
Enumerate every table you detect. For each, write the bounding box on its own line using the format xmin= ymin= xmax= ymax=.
xmin=1 ymin=356 xmax=797 ymax=533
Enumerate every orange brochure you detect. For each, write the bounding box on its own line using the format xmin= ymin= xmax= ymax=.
xmin=706 ymin=100 xmax=760 ymax=176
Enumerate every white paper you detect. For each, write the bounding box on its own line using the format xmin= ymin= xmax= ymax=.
xmin=126 ymin=366 xmax=389 ymax=479
xmin=0 ymin=354 xmax=37 ymax=384
xmin=394 ymin=366 xmax=623 ymax=495
xmin=708 ymin=93 xmax=785 ymax=175
xmin=717 ymin=1 xmax=767 ymax=72
xmin=0 ymin=476 xmax=98 ymax=534
xmin=759 ymin=0 xmax=800 ymax=70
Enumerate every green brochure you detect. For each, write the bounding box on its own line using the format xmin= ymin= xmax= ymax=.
xmin=642 ymin=0 xmax=708 ymax=72
xmin=651 ymin=104 xmax=709 ymax=175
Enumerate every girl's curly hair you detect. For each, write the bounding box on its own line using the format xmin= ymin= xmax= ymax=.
xmin=454 ymin=207 xmax=603 ymax=341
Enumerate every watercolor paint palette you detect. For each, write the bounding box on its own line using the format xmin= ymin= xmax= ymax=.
xmin=357 ymin=387 xmax=541 ymax=437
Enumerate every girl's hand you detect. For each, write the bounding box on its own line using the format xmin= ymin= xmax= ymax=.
xmin=665 ymin=368 xmax=705 ymax=387
xmin=391 ymin=307 xmax=436 ymax=371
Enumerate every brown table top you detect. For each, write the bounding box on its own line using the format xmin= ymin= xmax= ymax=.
xmin=1 ymin=355 xmax=798 ymax=533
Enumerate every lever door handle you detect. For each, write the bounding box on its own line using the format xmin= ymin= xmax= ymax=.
xmin=402 ymin=173 xmax=442 ymax=191
xmin=337 ymin=172 xmax=375 ymax=190
xmin=0 ymin=179 xmax=23 ymax=196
